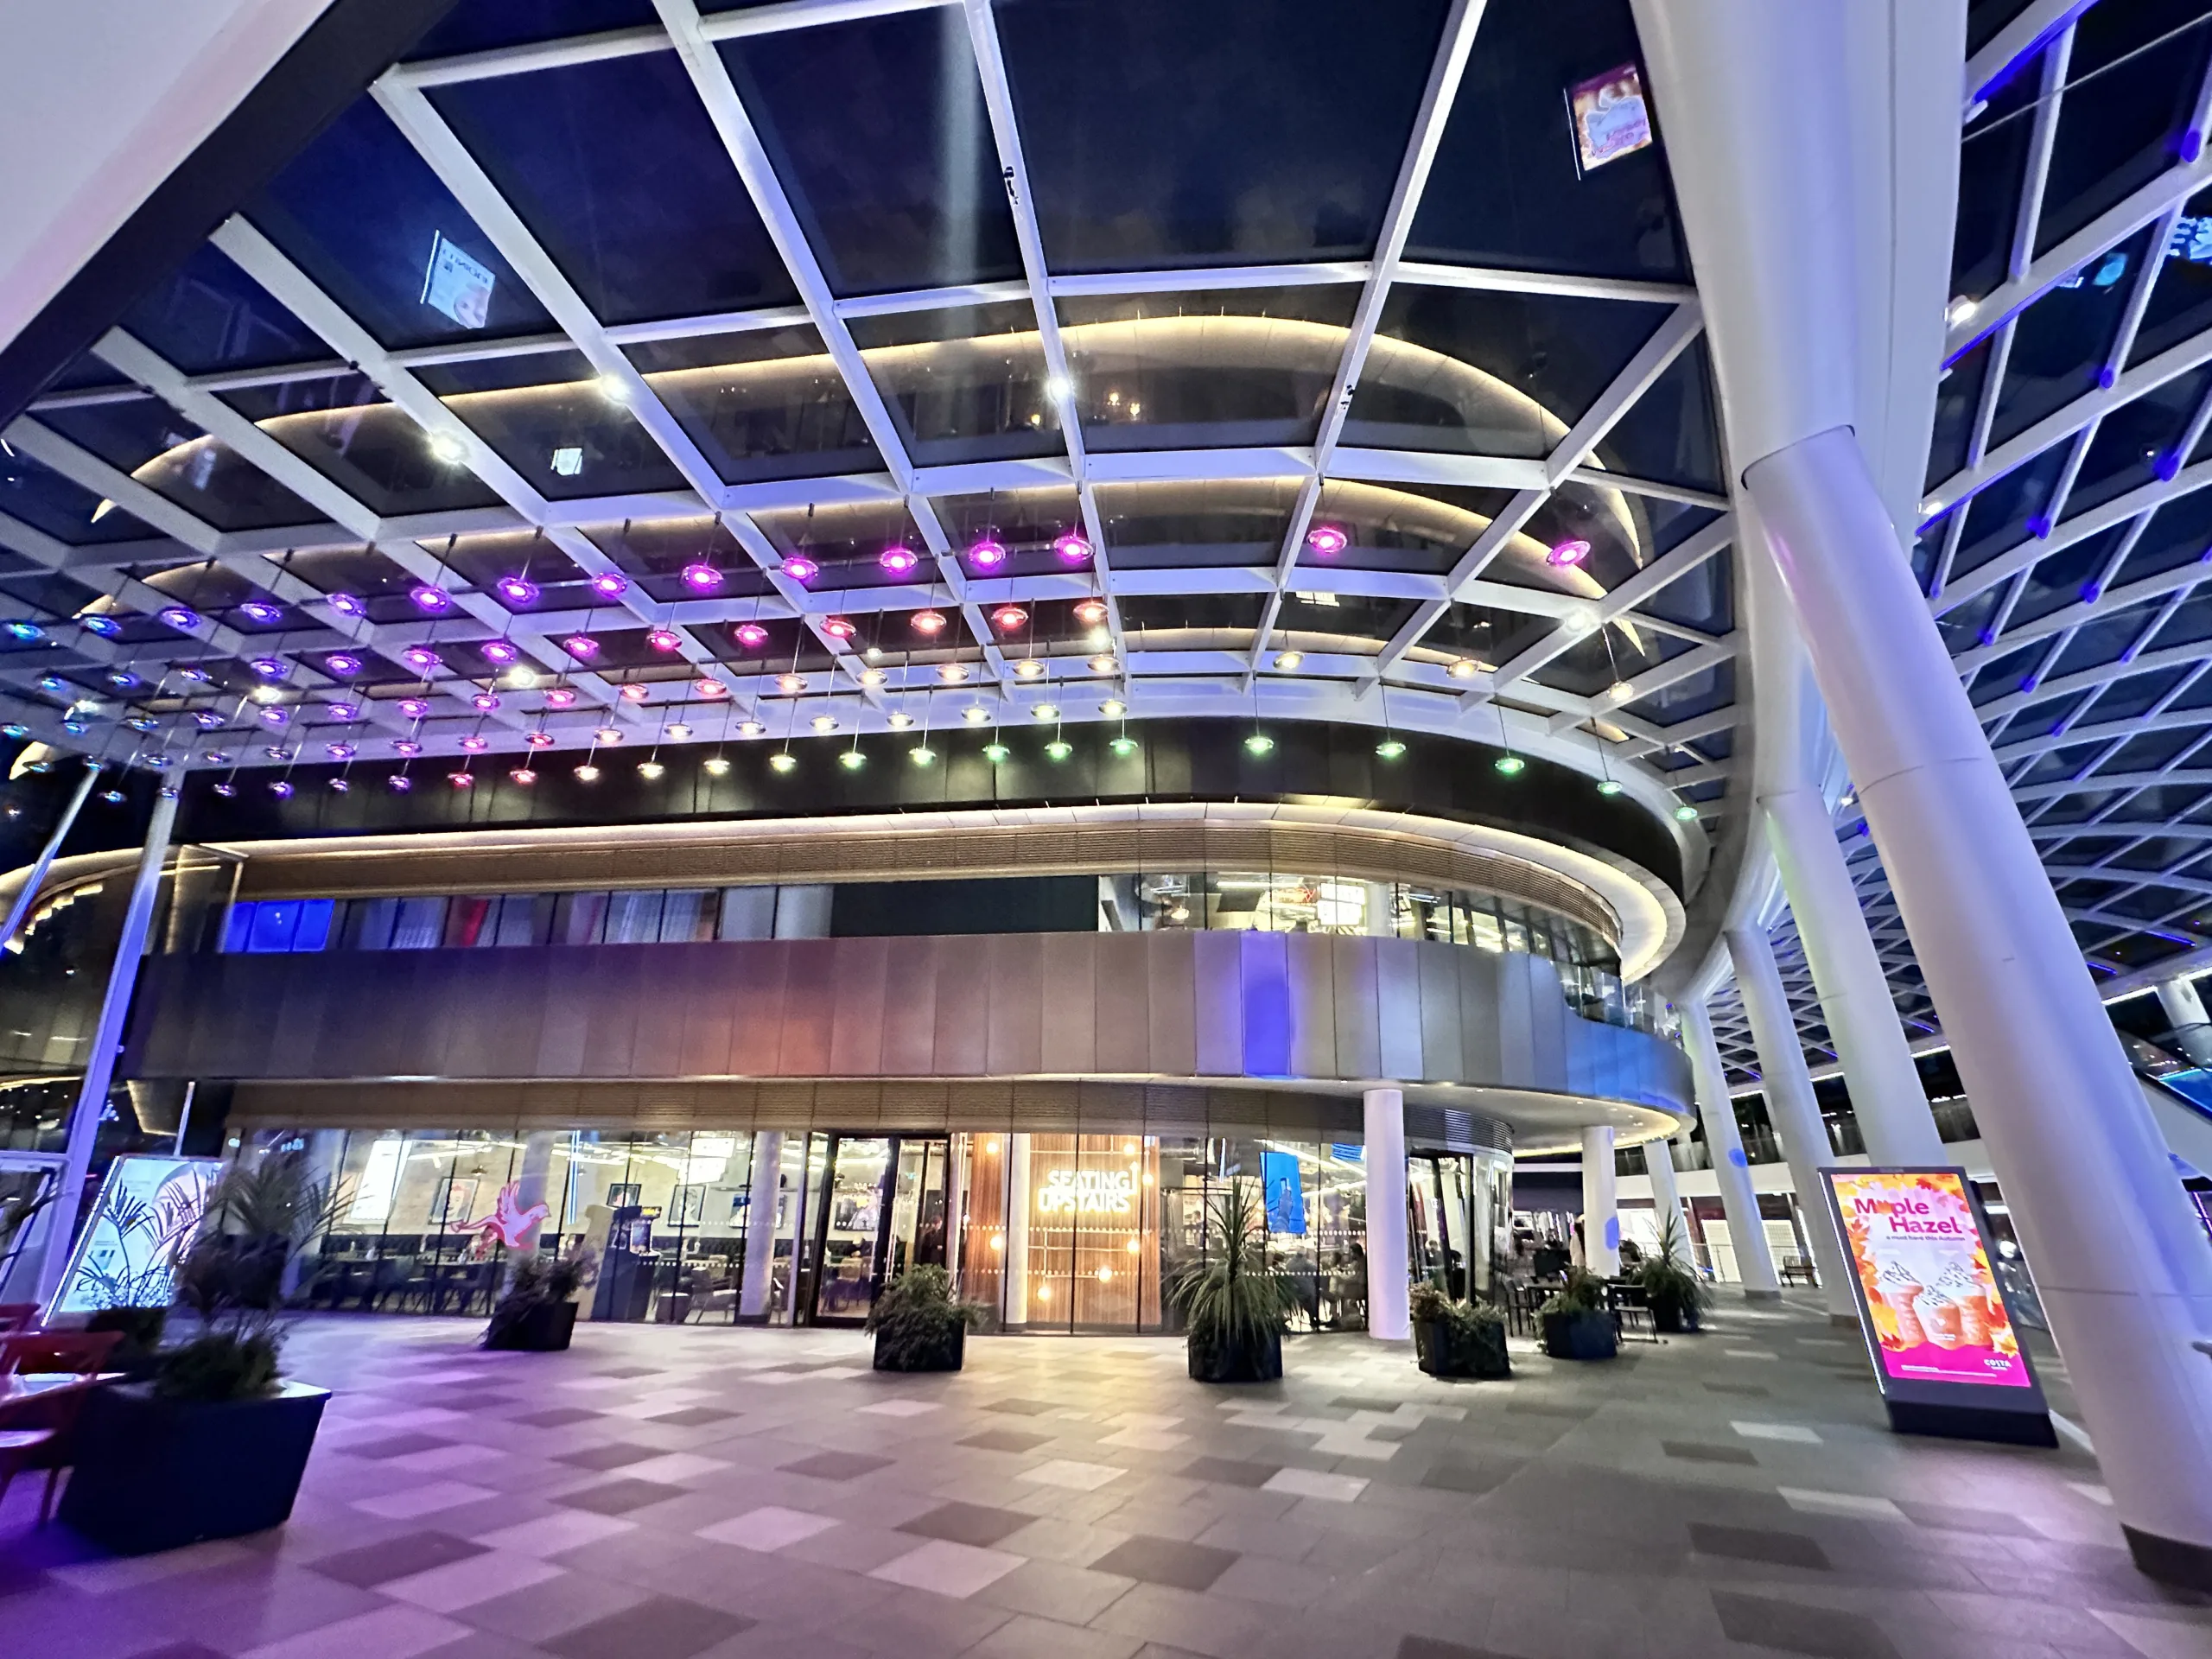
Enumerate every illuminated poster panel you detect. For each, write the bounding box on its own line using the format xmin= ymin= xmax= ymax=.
xmin=1566 ymin=63 xmax=1655 ymax=175
xmin=1819 ymin=1167 xmax=2056 ymax=1446
xmin=45 ymin=1155 xmax=219 ymax=1323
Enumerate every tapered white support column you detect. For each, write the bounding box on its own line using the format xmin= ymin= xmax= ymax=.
xmin=2158 ymin=976 xmax=2212 ymax=1068
xmin=35 ymin=785 xmax=175 ymax=1306
xmin=1751 ymin=427 xmax=2212 ymax=1573
xmin=1726 ymin=925 xmax=1859 ymax=1320
xmin=1580 ymin=1126 xmax=1619 ymax=1277
xmin=1363 ymin=1087 xmax=1410 ymax=1339
xmin=513 ymin=1131 xmax=556 ymax=1253
xmin=1005 ymin=1133 xmax=1032 ymax=1326
xmin=1763 ymin=785 xmax=1948 ymax=1166
xmin=1642 ymin=1139 xmax=1692 ymax=1260
xmin=1681 ymin=1001 xmax=1781 ymax=1297
xmin=739 ymin=1130 xmax=783 ymax=1318
xmin=0 ymin=759 xmax=99 ymax=951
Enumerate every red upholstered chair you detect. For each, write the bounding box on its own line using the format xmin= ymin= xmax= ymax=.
xmin=0 ymin=1424 xmax=58 ymax=1520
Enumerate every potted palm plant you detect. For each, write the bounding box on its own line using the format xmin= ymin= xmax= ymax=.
xmin=1409 ymin=1281 xmax=1512 ymax=1380
xmin=1634 ymin=1212 xmax=1711 ymax=1335
xmin=867 ymin=1264 xmax=982 ymax=1371
xmin=58 ymin=1151 xmax=339 ymax=1554
xmin=484 ymin=1243 xmax=598 ymax=1351
xmin=1169 ymin=1179 xmax=1293 ymax=1383
xmin=1538 ymin=1265 xmax=1618 ymax=1361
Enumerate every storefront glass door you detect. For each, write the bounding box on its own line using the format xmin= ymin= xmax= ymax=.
xmin=803 ymin=1134 xmax=951 ymax=1325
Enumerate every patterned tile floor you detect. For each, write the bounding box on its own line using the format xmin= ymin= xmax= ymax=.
xmin=2 ymin=1297 xmax=2208 ymax=1659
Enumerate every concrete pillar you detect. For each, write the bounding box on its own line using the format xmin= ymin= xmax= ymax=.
xmin=738 ymin=1130 xmax=783 ymax=1318
xmin=513 ymin=1131 xmax=556 ymax=1252
xmin=944 ymin=1133 xmax=965 ymax=1286
xmin=1681 ymin=1000 xmax=1781 ymax=1297
xmin=1363 ymin=1087 xmax=1410 ymax=1338
xmin=1726 ymin=925 xmax=1859 ymax=1321
xmin=1642 ymin=1138 xmax=1692 ymax=1262
xmin=2158 ymin=976 xmax=2212 ymax=1067
xmin=35 ymin=785 xmax=175 ymax=1305
xmin=1580 ymin=1126 xmax=1619 ymax=1276
xmin=1751 ymin=427 xmax=2212 ymax=1574
xmin=1004 ymin=1132 xmax=1032 ymax=1326
xmin=0 ymin=759 xmax=99 ymax=950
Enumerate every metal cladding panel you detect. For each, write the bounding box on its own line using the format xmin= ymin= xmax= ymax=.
xmin=266 ymin=948 xmax=329 ymax=1078
xmin=1039 ymin=931 xmax=1098 ymax=1074
xmin=1415 ymin=943 xmax=1465 ymax=1084
xmin=932 ymin=937 xmax=992 ymax=1076
xmin=726 ymin=941 xmax=790 ymax=1075
xmin=630 ymin=946 xmax=696 ymax=1078
xmin=1494 ymin=950 xmax=1540 ymax=1088
xmin=775 ymin=939 xmax=838 ymax=1075
xmin=577 ymin=948 xmax=645 ymax=1079
xmin=828 ymin=934 xmax=891 ymax=1077
xmin=1236 ymin=931 xmax=1292 ymax=1079
xmin=1093 ymin=931 xmax=1152 ymax=1074
xmin=1374 ymin=938 xmax=1426 ymax=1082
xmin=1331 ymin=935 xmax=1382 ymax=1081
xmin=879 ymin=936 xmax=944 ymax=1077
xmin=1147 ymin=929 xmax=1198 ymax=1079
xmin=1284 ymin=931 xmax=1338 ymax=1079
xmin=1522 ymin=955 xmax=1571 ymax=1085
xmin=530 ymin=949 xmax=596 ymax=1077
xmin=676 ymin=941 xmax=740 ymax=1077
xmin=985 ymin=933 xmax=1046 ymax=1077
xmin=1457 ymin=947 xmax=1504 ymax=1084
xmin=1190 ymin=929 xmax=1244 ymax=1077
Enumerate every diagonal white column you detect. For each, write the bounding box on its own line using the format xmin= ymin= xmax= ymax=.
xmin=1681 ymin=1000 xmax=1781 ymax=1298
xmin=1726 ymin=924 xmax=1860 ymax=1322
xmin=0 ymin=758 xmax=100 ymax=951
xmin=1642 ymin=1138 xmax=1692 ymax=1262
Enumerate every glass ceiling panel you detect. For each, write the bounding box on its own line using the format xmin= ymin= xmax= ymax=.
xmin=995 ymin=0 xmax=1451 ymax=273
xmin=2127 ymin=183 xmax=2212 ymax=368
xmin=1406 ymin=0 xmax=1688 ymax=282
xmin=433 ymin=530 xmax=593 ymax=612
xmin=1491 ymin=485 xmax=1719 ymax=601
xmin=2063 ymin=361 xmax=2212 ymax=522
xmin=582 ymin=517 xmax=772 ymax=606
xmin=720 ymin=10 xmax=1022 ymax=296
xmin=1987 ymin=225 xmax=2150 ymax=448
xmin=748 ymin=501 xmax=929 ymax=590
xmin=1953 ymin=71 xmax=2040 ymax=305
xmin=2036 ymin=0 xmax=2212 ymax=258
xmin=1297 ymin=480 xmax=1515 ymax=576
xmin=1341 ymin=287 xmax=1670 ymax=459
xmin=33 ymin=399 xmax=329 ymax=534
xmin=1529 ymin=620 xmax=1694 ymax=698
xmin=404 ymin=0 xmax=661 ymax=60
xmin=1118 ymin=592 xmax=1268 ymax=639
xmin=1058 ymin=286 xmax=1357 ymax=452
xmin=415 ymin=351 xmax=690 ymax=499
xmin=1273 ymin=589 xmax=1421 ymax=653
xmin=285 ymin=546 xmax=440 ymax=622
xmin=428 ymin=50 xmax=800 ymax=325
xmin=931 ymin=487 xmax=1087 ymax=581
xmin=626 ymin=326 xmax=881 ymax=484
xmin=1587 ymin=336 xmax=1724 ymax=493
xmin=245 ymin=100 xmax=556 ymax=351
xmin=849 ymin=302 xmax=1060 ymax=466
xmin=0 ymin=448 xmax=157 ymax=545
xmin=1949 ymin=443 xmax=2071 ymax=581
xmin=1967 ymin=0 xmax=2041 ymax=60
xmin=1637 ymin=548 xmax=1733 ymax=634
xmin=1927 ymin=338 xmax=1993 ymax=490
xmin=1096 ymin=480 xmax=1298 ymax=569
xmin=1417 ymin=602 xmax=1553 ymax=667
xmin=1623 ymin=658 xmax=1732 ymax=726
xmin=220 ymin=373 xmax=506 ymax=518
xmin=117 ymin=244 xmax=332 ymax=376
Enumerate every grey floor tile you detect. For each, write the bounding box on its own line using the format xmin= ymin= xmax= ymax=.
xmin=1896 ymin=1500 xmax=2039 ymax=1536
xmin=542 ymin=1592 xmax=752 ymax=1659
xmin=338 ymin=1432 xmax=455 ymax=1460
xmin=555 ymin=1478 xmax=694 ymax=1516
xmin=1689 ymin=1522 xmax=1832 ymax=1571
xmin=513 ymin=1407 xmax=603 ymax=1428
xmin=783 ymin=1451 xmax=894 ymax=1480
xmin=901 ymin=1502 xmax=1037 ymax=1548
xmin=1419 ymin=1458 xmax=1518 ymax=1497
xmin=1091 ymin=1535 xmax=1241 ymax=1592
xmin=1396 ymin=1638 xmax=1517 ymax=1659
xmin=643 ymin=1407 xmax=741 ymax=1428
xmin=557 ymin=1442 xmax=662 ymax=1471
xmin=984 ymin=1398 xmax=1058 ymax=1415
xmin=1662 ymin=1440 xmax=1759 ymax=1465
xmin=1710 ymin=1589 xmax=1901 ymax=1659
xmin=1181 ymin=1457 xmax=1278 ymax=1489
xmin=964 ymin=1429 xmax=1054 ymax=1453
xmin=307 ymin=1529 xmax=486 ymax=1587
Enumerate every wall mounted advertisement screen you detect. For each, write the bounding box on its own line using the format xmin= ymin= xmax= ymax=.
xmin=44 ymin=1154 xmax=218 ymax=1322
xmin=1819 ymin=1166 xmax=2056 ymax=1446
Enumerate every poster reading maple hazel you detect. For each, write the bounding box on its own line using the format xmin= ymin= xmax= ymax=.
xmin=1827 ymin=1170 xmax=2031 ymax=1389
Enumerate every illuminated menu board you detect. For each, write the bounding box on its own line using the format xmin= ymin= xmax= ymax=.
xmin=1819 ymin=1167 xmax=2056 ymax=1446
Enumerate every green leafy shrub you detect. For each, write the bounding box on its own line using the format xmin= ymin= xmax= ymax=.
xmin=154 ymin=1323 xmax=281 ymax=1403
xmin=485 ymin=1243 xmax=598 ymax=1346
xmin=1633 ymin=1212 xmax=1712 ymax=1324
xmin=1538 ymin=1265 xmax=1608 ymax=1317
xmin=867 ymin=1265 xmax=982 ymax=1370
xmin=1167 ymin=1179 xmax=1294 ymax=1362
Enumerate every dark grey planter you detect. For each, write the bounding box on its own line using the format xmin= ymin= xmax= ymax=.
xmin=1651 ymin=1301 xmax=1700 ymax=1335
xmin=1416 ymin=1317 xmax=1512 ymax=1379
xmin=58 ymin=1380 xmax=327 ymax=1554
xmin=1541 ymin=1309 xmax=1618 ymax=1361
xmin=1187 ymin=1327 xmax=1283 ymax=1382
xmin=484 ymin=1300 xmax=578 ymax=1351
xmin=872 ymin=1319 xmax=964 ymax=1373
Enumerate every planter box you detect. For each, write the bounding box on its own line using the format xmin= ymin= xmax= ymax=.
xmin=873 ymin=1320 xmax=965 ymax=1373
xmin=1651 ymin=1302 xmax=1701 ymax=1336
xmin=1416 ymin=1317 xmax=1511 ymax=1380
xmin=1541 ymin=1309 xmax=1618 ymax=1362
xmin=1187 ymin=1327 xmax=1283 ymax=1383
xmin=484 ymin=1300 xmax=578 ymax=1352
xmin=58 ymin=1381 xmax=327 ymax=1554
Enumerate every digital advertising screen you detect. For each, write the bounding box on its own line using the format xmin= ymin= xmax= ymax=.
xmin=1566 ymin=62 xmax=1655 ymax=175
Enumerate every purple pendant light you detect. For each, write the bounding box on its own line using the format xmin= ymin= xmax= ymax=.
xmin=496 ymin=574 xmax=539 ymax=606
xmin=1053 ymin=530 xmax=1092 ymax=563
xmin=1306 ymin=524 xmax=1348 ymax=556
xmin=681 ymin=560 xmax=722 ymax=593
xmin=591 ymin=570 xmax=629 ymax=600
xmin=563 ymin=632 xmax=601 ymax=660
xmin=879 ymin=543 xmax=920 ymax=576
xmin=1547 ymin=537 xmax=1592 ymax=568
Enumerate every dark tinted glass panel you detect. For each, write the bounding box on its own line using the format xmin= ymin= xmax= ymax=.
xmin=997 ymin=0 xmax=1451 ymax=271
xmin=1343 ymin=287 xmax=1669 ymax=458
xmin=1588 ymin=337 xmax=1723 ymax=492
xmin=1988 ymin=226 xmax=2148 ymax=448
xmin=1273 ymin=589 xmax=1420 ymax=651
xmin=721 ymin=10 xmax=1021 ymax=296
xmin=627 ymin=327 xmax=880 ymax=482
xmin=429 ymin=50 xmax=798 ymax=324
xmin=1117 ymin=592 xmax=1268 ymax=638
xmin=1096 ymin=480 xmax=1297 ymax=568
xmin=36 ymin=355 xmax=133 ymax=396
xmin=747 ymin=501 xmax=928 ymax=590
xmin=416 ymin=351 xmax=688 ymax=499
xmin=1967 ymin=0 xmax=2038 ymax=59
xmin=246 ymin=100 xmax=555 ymax=350
xmin=118 ymin=245 xmax=330 ymax=375
xmin=2128 ymin=185 xmax=2212 ymax=366
xmin=1421 ymin=603 xmax=1551 ymax=664
xmin=849 ymin=302 xmax=1059 ymax=464
xmin=1928 ymin=338 xmax=1993 ymax=489
xmin=1531 ymin=620 xmax=1694 ymax=697
xmin=1408 ymin=0 xmax=1687 ymax=281
xmin=2037 ymin=1 xmax=2212 ymax=257
xmin=1060 ymin=286 xmax=1357 ymax=451
xmin=1954 ymin=72 xmax=2039 ymax=302
xmin=0 ymin=448 xmax=157 ymax=544
xmin=1623 ymin=658 xmax=1732 ymax=725
xmin=435 ymin=530 xmax=593 ymax=611
xmin=1299 ymin=480 xmax=1515 ymax=575
xmin=1950 ymin=444 xmax=2070 ymax=578
xmin=286 ymin=546 xmax=435 ymax=619
xmin=934 ymin=486 xmax=1086 ymax=580
xmin=406 ymin=0 xmax=661 ymax=60
xmin=1494 ymin=486 xmax=1718 ymax=599
xmin=2066 ymin=362 xmax=2212 ymax=520
xmin=1638 ymin=544 xmax=1732 ymax=632
xmin=222 ymin=373 xmax=505 ymax=516
xmin=586 ymin=516 xmax=772 ymax=605
xmin=34 ymin=399 xmax=327 ymax=532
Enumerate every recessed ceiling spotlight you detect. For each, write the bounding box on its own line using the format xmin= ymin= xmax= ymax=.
xmin=526 ymin=731 xmax=556 ymax=748
xmin=1446 ymin=658 xmax=1482 ymax=680
xmin=157 ymin=606 xmax=200 ymax=631
xmin=938 ymin=661 xmax=970 ymax=683
xmin=426 ymin=430 xmax=467 ymax=464
xmin=496 ymin=575 xmax=539 ymax=606
xmin=544 ymin=687 xmax=579 ymax=708
xmin=1013 ymin=658 xmax=1045 ymax=679
xmin=1099 ymin=698 xmax=1125 ymax=718
xmin=734 ymin=622 xmax=769 ymax=648
xmin=739 ymin=720 xmax=766 ymax=737
xmin=1087 ymin=653 xmax=1116 ymax=673
xmin=590 ymin=570 xmax=629 ymax=599
xmin=1306 ymin=524 xmax=1348 ymax=556
xmin=593 ymin=726 xmax=622 ymax=744
xmin=879 ymin=544 xmax=920 ymax=575
xmin=563 ymin=632 xmax=601 ymax=659
xmin=781 ymin=556 xmax=818 ymax=582
xmin=409 ymin=583 xmax=453 ymax=613
xmin=887 ymin=712 xmax=912 ymax=729
xmin=860 ymin=666 xmax=886 ymax=685
xmin=811 ymin=715 xmax=838 ymax=733
xmin=1032 ymin=703 xmax=1059 ymax=721
xmin=821 ymin=616 xmax=857 ymax=640
xmin=681 ymin=561 xmax=722 ymax=592
xmin=480 ymin=639 xmax=520 ymax=664
xmin=962 ymin=705 xmax=989 ymax=724
xmin=647 ymin=627 xmax=683 ymax=652
xmin=911 ymin=609 xmax=947 ymax=635
xmin=666 ymin=721 xmax=693 ymax=741
xmin=992 ymin=605 xmax=1028 ymax=632
xmin=1052 ymin=531 xmax=1091 ymax=563
xmin=966 ymin=537 xmax=1007 ymax=569
xmin=238 ymin=600 xmax=283 ymax=625
xmin=768 ymin=752 xmax=797 ymax=772
xmin=472 ymin=693 xmax=500 ymax=712
xmin=1074 ymin=598 xmax=1108 ymax=626
xmin=1275 ymin=651 xmax=1303 ymax=671
xmin=620 ymin=683 xmax=651 ymax=702
xmin=778 ymin=673 xmax=805 ymax=694
xmin=1548 ymin=537 xmax=1591 ymax=568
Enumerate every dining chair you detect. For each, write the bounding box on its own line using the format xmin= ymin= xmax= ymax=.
xmin=0 ymin=1331 xmax=122 ymax=1376
xmin=0 ymin=1382 xmax=97 ymax=1523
